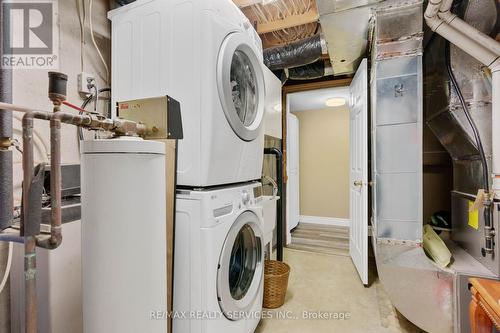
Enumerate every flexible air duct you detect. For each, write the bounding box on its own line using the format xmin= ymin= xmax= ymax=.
xmin=285 ymin=60 xmax=334 ymax=80
xmin=263 ymin=34 xmax=326 ymax=70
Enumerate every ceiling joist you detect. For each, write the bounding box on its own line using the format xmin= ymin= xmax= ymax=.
xmin=255 ymin=10 xmax=319 ymax=34
xmin=233 ymin=0 xmax=262 ymax=8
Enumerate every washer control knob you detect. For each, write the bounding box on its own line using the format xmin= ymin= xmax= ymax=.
xmin=242 ymin=191 xmax=250 ymax=205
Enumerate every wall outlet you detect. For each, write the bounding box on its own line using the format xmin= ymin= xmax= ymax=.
xmin=77 ymin=72 xmax=95 ymax=95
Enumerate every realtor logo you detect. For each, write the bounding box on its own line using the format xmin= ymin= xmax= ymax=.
xmin=2 ymin=0 xmax=59 ymax=69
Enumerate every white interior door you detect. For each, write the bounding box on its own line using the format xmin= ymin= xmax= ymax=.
xmin=349 ymin=59 xmax=369 ymax=285
xmin=287 ymin=114 xmax=300 ymax=235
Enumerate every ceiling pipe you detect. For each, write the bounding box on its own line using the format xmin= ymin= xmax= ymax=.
xmin=263 ymin=34 xmax=327 ymax=71
xmin=425 ymin=0 xmax=500 ymax=201
xmin=437 ymin=0 xmax=500 ymax=55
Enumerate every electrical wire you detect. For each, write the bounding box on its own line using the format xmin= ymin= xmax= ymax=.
xmin=62 ymin=100 xmax=88 ymax=114
xmin=78 ymin=87 xmax=111 ymax=141
xmin=0 ymin=242 xmax=13 ymax=295
xmin=77 ymin=0 xmax=86 ymax=72
xmin=444 ymin=41 xmax=490 ymax=191
xmin=89 ymin=0 xmax=109 ymax=84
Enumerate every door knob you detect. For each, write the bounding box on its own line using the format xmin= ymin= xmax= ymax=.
xmin=353 ymin=180 xmax=363 ymax=187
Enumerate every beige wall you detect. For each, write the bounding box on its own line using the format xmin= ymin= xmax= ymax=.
xmin=294 ymin=106 xmax=350 ymax=219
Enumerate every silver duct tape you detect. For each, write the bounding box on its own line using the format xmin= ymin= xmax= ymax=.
xmin=0 ymin=150 xmax=13 ymax=230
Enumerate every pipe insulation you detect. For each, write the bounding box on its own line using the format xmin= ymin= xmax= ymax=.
xmin=0 ymin=1 xmax=13 ymax=230
xmin=0 ymin=150 xmax=13 ymax=230
xmin=263 ymin=34 xmax=327 ymax=71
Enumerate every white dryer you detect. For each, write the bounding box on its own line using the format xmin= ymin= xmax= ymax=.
xmin=109 ymin=0 xmax=266 ymax=187
xmin=174 ymin=182 xmax=265 ymax=333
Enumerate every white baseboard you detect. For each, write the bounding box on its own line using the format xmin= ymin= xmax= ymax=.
xmin=299 ymin=215 xmax=350 ymax=228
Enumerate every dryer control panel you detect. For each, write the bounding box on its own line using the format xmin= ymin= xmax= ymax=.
xmin=178 ymin=182 xmax=263 ymax=228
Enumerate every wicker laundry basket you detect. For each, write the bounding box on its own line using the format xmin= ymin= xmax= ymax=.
xmin=263 ymin=260 xmax=290 ymax=309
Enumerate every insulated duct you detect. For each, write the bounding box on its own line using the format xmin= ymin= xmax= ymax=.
xmin=263 ymin=34 xmax=326 ymax=71
xmin=284 ymin=61 xmax=334 ymax=80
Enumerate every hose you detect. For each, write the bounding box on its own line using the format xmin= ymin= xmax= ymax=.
xmin=0 ymin=242 xmax=13 ymax=295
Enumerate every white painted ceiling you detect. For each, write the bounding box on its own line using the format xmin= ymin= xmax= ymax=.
xmin=288 ymin=86 xmax=350 ymax=112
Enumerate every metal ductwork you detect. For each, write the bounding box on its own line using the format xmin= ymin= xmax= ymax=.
xmin=263 ymin=34 xmax=327 ymax=71
xmin=370 ymin=2 xmax=455 ymax=332
xmin=371 ymin=1 xmax=500 ymax=332
xmin=318 ymin=0 xmax=382 ymax=75
xmin=425 ymin=0 xmax=497 ymax=195
xmin=424 ymin=0 xmax=500 ymax=279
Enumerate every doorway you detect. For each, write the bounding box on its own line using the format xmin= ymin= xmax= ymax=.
xmin=283 ymin=60 xmax=369 ymax=285
xmin=285 ymin=87 xmax=351 ymax=257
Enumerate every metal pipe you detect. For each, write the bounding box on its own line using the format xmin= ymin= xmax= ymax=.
xmin=0 ymin=40 xmax=13 ymax=230
xmin=0 ymin=150 xmax=13 ymax=230
xmin=492 ymin=69 xmax=500 ymax=198
xmin=22 ymin=111 xmax=50 ymax=333
xmin=0 ymin=233 xmax=24 ymax=243
xmin=264 ymin=147 xmax=284 ymax=262
xmin=13 ymin=94 xmax=148 ymax=331
xmin=36 ymin=110 xmax=92 ymax=249
xmin=24 ymin=236 xmax=37 ymax=333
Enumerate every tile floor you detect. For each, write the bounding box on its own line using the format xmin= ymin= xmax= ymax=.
xmin=255 ymin=248 xmax=424 ymax=333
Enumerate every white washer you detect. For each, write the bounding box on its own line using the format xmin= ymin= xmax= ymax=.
xmin=109 ymin=0 xmax=266 ymax=187
xmin=174 ymin=182 xmax=265 ymax=333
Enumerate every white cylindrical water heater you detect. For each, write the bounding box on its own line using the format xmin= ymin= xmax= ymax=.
xmin=81 ymin=138 xmax=166 ymax=333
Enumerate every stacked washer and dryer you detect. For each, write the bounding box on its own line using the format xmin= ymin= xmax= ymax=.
xmin=109 ymin=1 xmax=267 ymax=333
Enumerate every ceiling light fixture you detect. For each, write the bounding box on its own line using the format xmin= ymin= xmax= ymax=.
xmin=325 ymin=97 xmax=346 ymax=107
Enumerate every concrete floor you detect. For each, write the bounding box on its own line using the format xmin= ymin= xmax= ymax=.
xmin=256 ymin=248 xmax=424 ymax=333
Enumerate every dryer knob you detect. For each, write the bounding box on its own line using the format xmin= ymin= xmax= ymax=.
xmin=241 ymin=191 xmax=250 ymax=205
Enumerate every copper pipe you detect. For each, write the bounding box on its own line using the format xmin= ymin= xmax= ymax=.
xmin=16 ymin=102 xmax=147 ymax=332
xmin=24 ymin=236 xmax=37 ymax=333
xmin=22 ymin=111 xmax=50 ymax=333
xmin=37 ymin=110 xmax=91 ymax=249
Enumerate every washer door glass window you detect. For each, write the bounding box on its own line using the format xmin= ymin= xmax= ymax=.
xmin=231 ymin=50 xmax=258 ymax=127
xmin=217 ymin=211 xmax=264 ymax=320
xmin=218 ymin=32 xmax=265 ymax=142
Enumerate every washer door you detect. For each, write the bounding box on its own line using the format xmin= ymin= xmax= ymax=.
xmin=217 ymin=210 xmax=264 ymax=320
xmin=217 ymin=31 xmax=265 ymax=142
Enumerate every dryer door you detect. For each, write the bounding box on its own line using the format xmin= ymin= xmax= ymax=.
xmin=217 ymin=32 xmax=265 ymax=142
xmin=217 ymin=210 xmax=264 ymax=320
